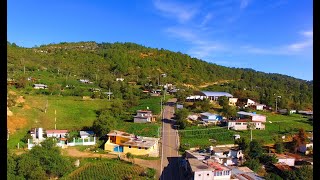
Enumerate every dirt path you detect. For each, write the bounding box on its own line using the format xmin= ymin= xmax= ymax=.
xmin=62 ymin=147 xmax=161 ymax=178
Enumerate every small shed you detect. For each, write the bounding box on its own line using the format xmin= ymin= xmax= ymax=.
xmin=200 ymin=112 xmax=223 ymax=123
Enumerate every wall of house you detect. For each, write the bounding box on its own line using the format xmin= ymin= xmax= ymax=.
xmin=193 ymin=170 xmax=215 ymax=180
xmin=213 ymin=170 xmax=231 ymax=180
xmin=47 ymin=133 xmax=67 ymax=138
xmin=252 ymin=116 xmax=266 ymax=122
xmin=278 ymin=158 xmax=295 ymax=166
xmin=229 ymin=98 xmax=238 ymax=106
xmin=134 ymin=118 xmax=149 ymax=123
xmin=228 ymin=122 xmax=248 ymax=130
xmin=256 ymin=105 xmax=264 ymax=110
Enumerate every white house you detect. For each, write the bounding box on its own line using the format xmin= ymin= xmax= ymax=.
xmin=255 ymin=104 xmax=266 ymax=110
xmin=187 ymin=158 xmax=231 ymax=180
xmin=245 ymin=99 xmax=256 ymax=107
xmin=33 ymin=84 xmax=48 ymax=89
xmin=227 ymin=120 xmax=265 ymax=130
xmin=134 ymin=110 xmax=155 ymax=123
xmin=273 ymin=154 xmax=296 ymax=166
xmin=46 ymin=130 xmax=68 ymax=138
xmin=185 ymin=146 xmax=244 ymax=166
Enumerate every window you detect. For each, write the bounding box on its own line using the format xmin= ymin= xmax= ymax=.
xmin=198 ymin=174 xmax=201 ymax=176
xmin=243 ymin=123 xmax=247 ymax=125
xmin=145 ymin=147 xmax=148 ymax=150
xmin=236 ymin=123 xmax=241 ymax=125
xmin=129 ymin=146 xmax=131 ymax=148
xmin=138 ymin=147 xmax=141 ymax=149
xmin=207 ymin=173 xmax=210 ymax=176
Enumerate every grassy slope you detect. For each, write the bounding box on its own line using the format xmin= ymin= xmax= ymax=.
xmin=7 ymin=95 xmax=110 ymax=149
xmin=180 ymin=111 xmax=313 ymax=148
xmin=8 ymin=94 xmax=162 ymax=149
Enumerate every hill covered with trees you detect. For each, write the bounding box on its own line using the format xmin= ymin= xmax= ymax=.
xmin=7 ymin=41 xmax=313 ymax=110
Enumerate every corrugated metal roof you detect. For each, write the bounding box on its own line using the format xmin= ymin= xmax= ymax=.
xmin=200 ymin=112 xmax=218 ymax=116
xmin=237 ymin=111 xmax=265 ymax=117
xmin=200 ymin=91 xmax=233 ymax=97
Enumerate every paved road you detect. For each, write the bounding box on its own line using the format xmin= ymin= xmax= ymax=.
xmin=160 ymin=98 xmax=182 ymax=180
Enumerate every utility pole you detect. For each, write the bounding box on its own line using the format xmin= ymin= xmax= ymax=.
xmin=44 ymin=100 xmax=48 ymax=113
xmin=106 ymin=88 xmax=113 ymax=101
xmin=55 ymin=109 xmax=57 ymax=130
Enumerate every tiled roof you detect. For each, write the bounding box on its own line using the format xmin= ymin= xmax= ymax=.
xmin=46 ymin=130 xmax=68 ymax=134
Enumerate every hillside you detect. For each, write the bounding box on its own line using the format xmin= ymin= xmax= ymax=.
xmin=7 ymin=41 xmax=313 ymax=110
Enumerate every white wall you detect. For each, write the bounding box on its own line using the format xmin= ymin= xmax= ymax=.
xmin=194 ymin=171 xmax=214 ymax=180
xmin=278 ymin=158 xmax=295 ymax=166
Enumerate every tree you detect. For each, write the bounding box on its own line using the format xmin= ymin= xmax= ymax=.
xmin=259 ymin=154 xmax=277 ymax=165
xmin=17 ymin=154 xmax=46 ymax=179
xmin=235 ymin=137 xmax=249 ymax=152
xmin=275 ymin=141 xmax=284 ymax=154
xmin=295 ymin=165 xmax=313 ymax=180
xmin=248 ymin=140 xmax=263 ymax=159
xmin=243 ymin=158 xmax=261 ymax=172
xmin=92 ymin=111 xmax=117 ymax=136
xmin=265 ymin=173 xmax=283 ymax=180
xmin=15 ymin=76 xmax=28 ymax=88
xmin=221 ymin=105 xmax=237 ymax=119
xmin=218 ymin=96 xmax=229 ymax=107
xmin=290 ymin=128 xmax=308 ymax=153
xmin=175 ymin=108 xmax=189 ymax=121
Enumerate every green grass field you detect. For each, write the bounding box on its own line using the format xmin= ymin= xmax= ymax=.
xmin=129 ymin=97 xmax=162 ymax=115
xmin=179 ymin=111 xmax=313 ymax=148
xmin=7 ymin=95 xmax=111 ymax=149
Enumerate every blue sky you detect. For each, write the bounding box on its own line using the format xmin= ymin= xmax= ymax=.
xmin=8 ymin=0 xmax=313 ymax=80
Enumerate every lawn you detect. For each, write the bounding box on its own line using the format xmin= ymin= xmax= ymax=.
xmin=7 ymin=95 xmax=111 ymax=149
xmin=179 ymin=111 xmax=313 ymax=148
xmin=129 ymin=97 xmax=162 ymax=115
xmin=115 ymin=121 xmax=161 ymax=138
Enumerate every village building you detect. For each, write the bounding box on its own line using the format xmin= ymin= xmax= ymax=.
xmin=33 ymin=84 xmax=48 ymax=89
xmin=186 ymin=91 xmax=233 ymax=101
xmin=185 ymin=146 xmax=244 ymax=166
xmin=46 ymin=129 xmax=68 ymax=138
xmin=229 ymin=166 xmax=264 ymax=180
xmin=227 ymin=119 xmax=265 ymax=130
xmin=200 ymin=112 xmax=223 ymax=124
xmin=80 ymin=131 xmax=95 ymax=138
xmin=133 ymin=110 xmax=156 ymax=123
xmin=236 ymin=111 xmax=266 ymax=122
xmin=270 ymin=153 xmax=296 ymax=166
xmin=186 ymin=158 xmax=232 ymax=180
xmin=228 ymin=98 xmax=238 ymax=106
xmin=104 ymin=130 xmax=159 ymax=157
